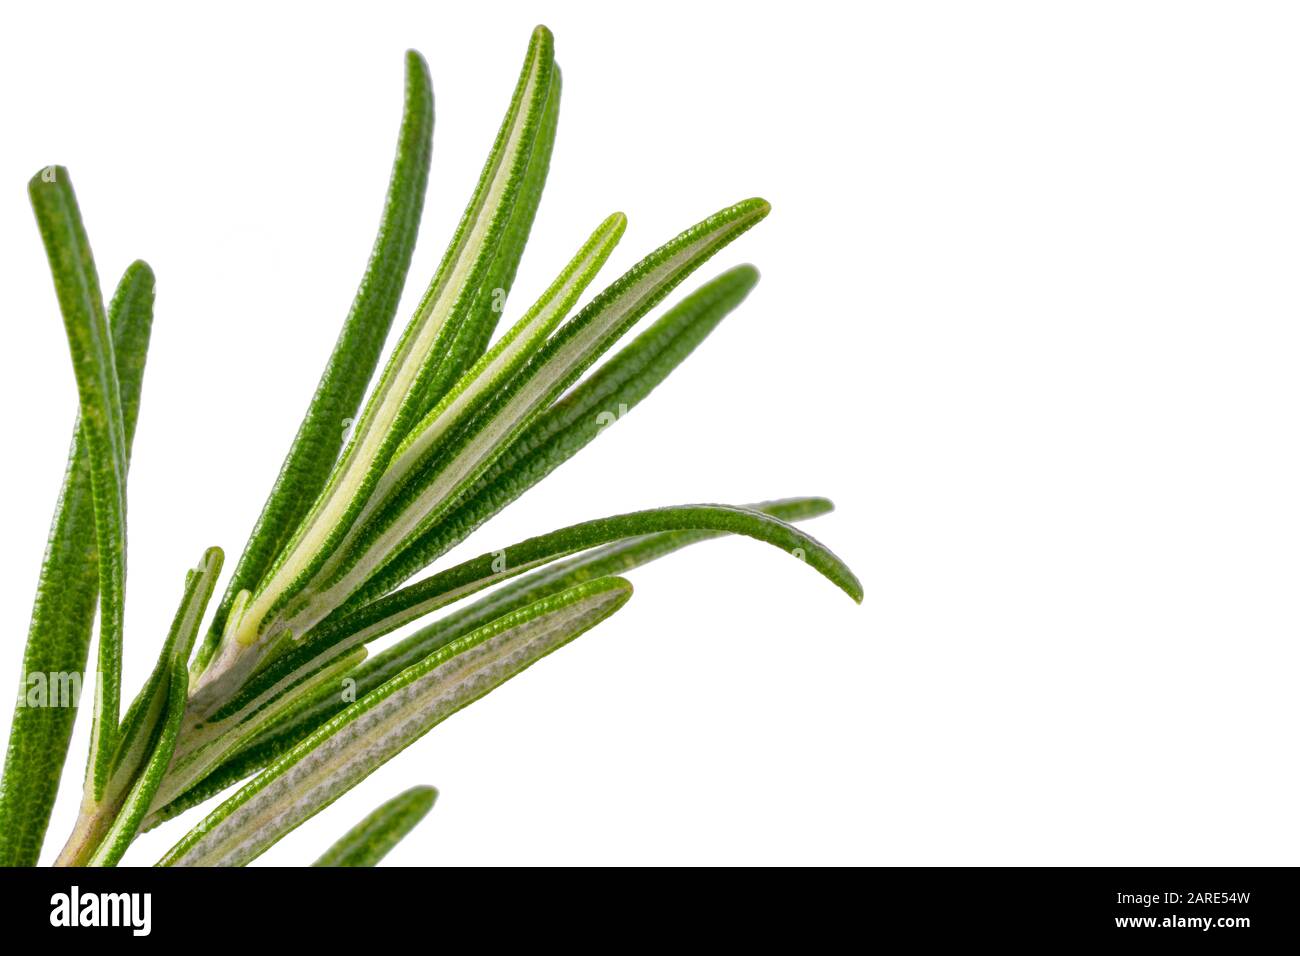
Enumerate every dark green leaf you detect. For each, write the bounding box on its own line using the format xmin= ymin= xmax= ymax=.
xmin=0 ymin=260 xmax=154 ymax=865
xmin=195 ymin=49 xmax=435 ymax=674
xmin=27 ymin=167 xmax=129 ymax=800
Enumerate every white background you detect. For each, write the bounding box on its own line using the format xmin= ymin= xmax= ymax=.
xmin=0 ymin=1 xmax=1297 ymax=866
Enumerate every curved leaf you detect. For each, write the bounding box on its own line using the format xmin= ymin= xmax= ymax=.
xmin=320 ymin=501 xmax=859 ymax=650
xmin=27 ymin=166 xmax=128 ymax=801
xmin=54 ymin=547 xmax=221 ymax=867
xmin=223 ymin=502 xmax=857 ymax=741
xmin=145 ymin=497 xmax=832 ymax=828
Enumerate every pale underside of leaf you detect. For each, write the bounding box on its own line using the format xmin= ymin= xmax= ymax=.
xmin=159 ymin=577 xmax=631 ymax=867
xmin=321 ymin=501 xmax=859 ymax=653
xmin=153 ymin=646 xmax=368 ymax=814
xmin=145 ymin=498 xmax=831 ymax=828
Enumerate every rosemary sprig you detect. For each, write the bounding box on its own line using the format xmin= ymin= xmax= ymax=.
xmin=1 ymin=24 xmax=860 ymax=867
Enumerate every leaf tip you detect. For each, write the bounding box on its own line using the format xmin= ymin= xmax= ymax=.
xmin=123 ymin=258 xmax=155 ymax=286
xmin=726 ymin=262 xmax=761 ymax=288
xmin=604 ymin=211 xmax=629 ymax=239
xmin=199 ymin=546 xmax=225 ymax=576
xmin=411 ymin=784 xmax=439 ymax=811
xmin=404 ymin=48 xmax=431 ymax=83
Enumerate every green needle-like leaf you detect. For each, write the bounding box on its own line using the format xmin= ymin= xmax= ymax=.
xmin=152 ymin=646 xmax=368 ymax=815
xmin=27 ymin=167 xmax=130 ymax=802
xmin=431 ymin=66 xmax=562 ymax=404
xmin=312 ymin=785 xmax=437 ymax=867
xmin=194 ymin=49 xmax=435 ymax=674
xmin=325 ymin=502 xmax=859 ymax=648
xmin=146 ymin=498 xmax=832 ymax=827
xmin=159 ymin=577 xmax=632 ymax=867
xmin=226 ymin=26 xmax=558 ymax=657
xmin=228 ymin=503 xmax=857 ymax=732
xmin=0 ymin=260 xmax=154 ymax=866
xmin=314 ymin=211 xmax=627 ymax=583
xmin=365 ymin=263 xmax=761 ymax=597
xmin=293 ymin=200 xmax=770 ymax=630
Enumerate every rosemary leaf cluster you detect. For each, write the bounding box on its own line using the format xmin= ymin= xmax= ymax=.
xmin=0 ymin=24 xmax=859 ymax=868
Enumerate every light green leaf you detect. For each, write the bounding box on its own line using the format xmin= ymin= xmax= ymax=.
xmin=158 ymin=577 xmax=632 ymax=867
xmin=312 ymin=785 xmax=437 ymax=867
